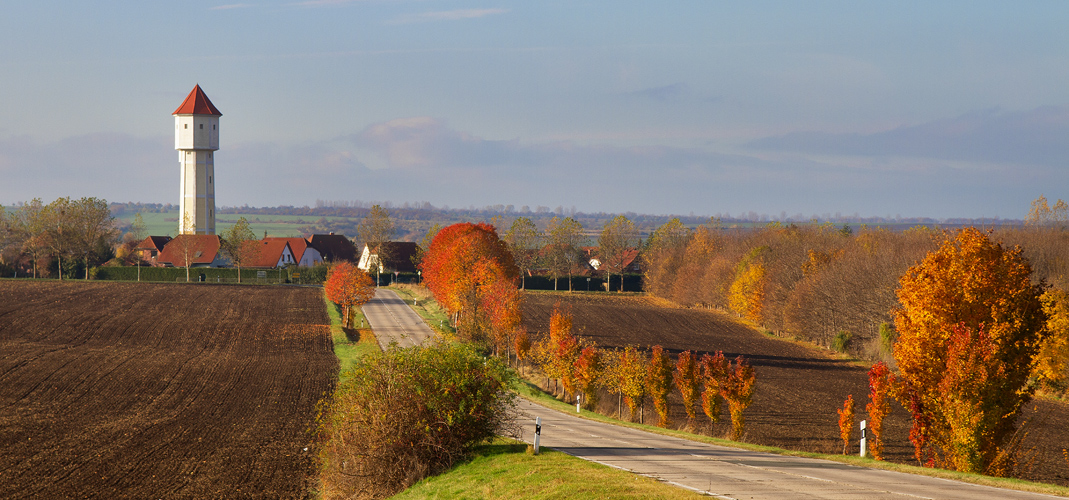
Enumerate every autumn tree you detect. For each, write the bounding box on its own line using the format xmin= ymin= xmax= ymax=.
xmin=728 ymin=247 xmax=767 ymax=322
xmin=324 ymin=262 xmax=377 ymax=328
xmin=643 ymin=218 xmax=691 ymax=297
xmin=608 ymin=346 xmax=649 ymax=423
xmin=647 ymin=345 xmax=674 ymax=428
xmin=675 ymin=350 xmax=700 ymax=422
xmin=43 ymin=197 xmax=76 ymax=279
xmin=357 ymin=204 xmax=395 ymax=285
xmin=700 ymin=351 xmax=728 ymax=424
xmin=173 ymin=213 xmax=199 ymax=282
xmin=838 ymin=395 xmax=855 ymax=455
xmin=1025 ymin=195 xmax=1069 ymax=229
xmin=8 ymin=199 xmax=50 ymax=278
xmin=1037 ymin=289 xmax=1069 ymax=392
xmin=722 ymin=355 xmax=756 ymax=441
xmin=893 ymin=227 xmax=1047 ymax=473
xmin=514 ymin=328 xmax=532 ymax=372
xmin=598 ymin=215 xmax=639 ymax=292
xmin=420 ymin=222 xmax=520 ymax=345
xmin=544 ymin=216 xmax=584 ymax=291
xmin=220 ymin=217 xmax=259 ymax=282
xmin=504 ymin=217 xmax=541 ymax=289
xmin=866 ymin=362 xmax=895 ymax=460
xmin=574 ymin=345 xmax=602 ymax=410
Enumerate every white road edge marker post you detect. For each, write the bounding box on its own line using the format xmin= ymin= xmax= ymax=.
xmin=860 ymin=419 xmax=867 ymax=458
xmin=534 ymin=417 xmax=541 ymax=455
xmin=576 ymin=394 xmax=581 ymax=413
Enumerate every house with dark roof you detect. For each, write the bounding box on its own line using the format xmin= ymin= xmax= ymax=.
xmin=306 ymin=233 xmax=357 ymax=263
xmin=358 ymin=241 xmax=420 ymax=273
xmin=156 ymin=235 xmax=226 ymax=268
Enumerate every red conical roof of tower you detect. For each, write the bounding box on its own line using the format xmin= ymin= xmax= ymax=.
xmin=172 ymin=84 xmax=222 ymax=116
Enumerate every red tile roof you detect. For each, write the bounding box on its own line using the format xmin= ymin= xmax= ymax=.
xmin=157 ymin=235 xmax=221 ymax=266
xmin=172 ymin=84 xmax=222 ymax=116
xmin=245 ymin=239 xmax=293 ymax=268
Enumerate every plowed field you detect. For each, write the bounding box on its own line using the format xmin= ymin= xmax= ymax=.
xmin=0 ymin=281 xmax=336 ymax=498
xmin=522 ymin=292 xmax=1069 ymax=486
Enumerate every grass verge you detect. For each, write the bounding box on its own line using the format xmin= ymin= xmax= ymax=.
xmin=322 ymin=293 xmax=380 ymax=384
xmin=390 ymin=438 xmax=705 ymax=500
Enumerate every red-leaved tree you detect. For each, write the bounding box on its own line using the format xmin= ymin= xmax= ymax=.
xmin=574 ymin=345 xmax=602 ymax=410
xmin=700 ymin=351 xmax=728 ymax=424
xmin=866 ymin=362 xmax=895 ymax=461
xmin=324 ymin=262 xmax=376 ymax=328
xmin=420 ymin=222 xmax=521 ymax=345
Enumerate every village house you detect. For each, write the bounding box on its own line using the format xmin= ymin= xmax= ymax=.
xmin=357 ymin=241 xmax=420 ymax=274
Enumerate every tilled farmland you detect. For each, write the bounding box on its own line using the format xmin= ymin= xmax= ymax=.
xmin=0 ymin=281 xmax=336 ymax=498
xmin=522 ymin=292 xmax=1069 ymax=486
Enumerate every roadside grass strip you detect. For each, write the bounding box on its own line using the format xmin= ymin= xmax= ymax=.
xmin=322 ymin=293 xmax=380 ymax=382
xmin=390 ymin=438 xmax=705 ymax=500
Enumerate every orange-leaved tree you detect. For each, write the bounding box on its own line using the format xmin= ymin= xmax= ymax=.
xmin=647 ymin=345 xmax=674 ymax=428
xmin=700 ymin=351 xmax=728 ymax=423
xmin=893 ymin=227 xmax=1047 ymax=473
xmin=574 ymin=345 xmax=602 ymax=410
xmin=722 ymin=355 xmax=756 ymax=441
xmin=324 ymin=262 xmax=376 ymax=328
xmin=866 ymin=362 xmax=895 ymax=461
xmin=837 ymin=395 xmax=855 ymax=455
xmin=728 ymin=247 xmax=767 ymax=322
xmin=612 ymin=346 xmax=649 ymax=423
xmin=420 ymin=222 xmax=520 ymax=345
xmin=675 ymin=350 xmax=700 ymax=422
xmin=1037 ymin=288 xmax=1069 ymax=392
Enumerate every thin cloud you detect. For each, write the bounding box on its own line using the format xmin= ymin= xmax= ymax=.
xmin=627 ymin=83 xmax=687 ymax=102
xmin=749 ymin=105 xmax=1069 ymax=167
xmin=389 ymin=8 xmax=508 ymax=24
xmin=210 ymin=4 xmax=253 ymax=10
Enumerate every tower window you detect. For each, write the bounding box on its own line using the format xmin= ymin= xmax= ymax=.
xmin=209 ymin=175 xmax=212 ymax=183
xmin=199 ymin=124 xmax=203 ymax=129
xmin=213 ymin=125 xmax=216 ymax=130
xmin=184 ymin=124 xmax=188 ymax=129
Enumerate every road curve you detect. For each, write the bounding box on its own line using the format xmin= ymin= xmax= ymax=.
xmin=516 ymin=399 xmax=1062 ymax=500
xmin=361 ymin=288 xmax=436 ymax=349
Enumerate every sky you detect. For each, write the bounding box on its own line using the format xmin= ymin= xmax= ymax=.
xmin=1 ymin=1 xmax=1067 ymax=220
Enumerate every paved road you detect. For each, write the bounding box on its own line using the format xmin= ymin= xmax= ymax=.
xmin=516 ymin=399 xmax=1062 ymax=500
xmin=361 ymin=288 xmax=436 ymax=349
xmin=372 ymin=292 xmax=1061 ymax=499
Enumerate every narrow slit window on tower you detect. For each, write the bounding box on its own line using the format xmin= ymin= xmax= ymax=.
xmin=213 ymin=125 xmax=216 ymax=130
xmin=200 ymin=124 xmax=203 ymax=129
xmin=184 ymin=124 xmax=188 ymax=129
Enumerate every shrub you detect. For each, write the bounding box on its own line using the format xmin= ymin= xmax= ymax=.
xmin=866 ymin=362 xmax=895 ymax=460
xmin=832 ymin=331 xmax=852 ymax=353
xmin=318 ymin=343 xmax=518 ymax=499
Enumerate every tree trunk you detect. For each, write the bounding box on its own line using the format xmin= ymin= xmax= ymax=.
xmin=237 ymin=265 xmax=242 ymax=283
xmin=58 ymin=256 xmax=62 ymax=280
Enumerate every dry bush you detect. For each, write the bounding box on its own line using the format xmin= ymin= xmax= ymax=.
xmin=318 ymin=343 xmax=518 ymax=499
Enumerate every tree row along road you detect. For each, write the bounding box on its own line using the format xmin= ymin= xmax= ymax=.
xmin=370 ymin=292 xmax=1061 ymax=500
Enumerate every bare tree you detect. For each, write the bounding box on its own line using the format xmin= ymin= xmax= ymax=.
xmin=220 ymin=217 xmax=259 ymax=283
xmin=357 ymin=204 xmax=395 ymax=285
xmin=545 ymin=216 xmax=584 ymax=291
xmin=642 ymin=218 xmax=691 ymax=297
xmin=504 ymin=216 xmax=541 ymax=289
xmin=43 ymin=197 xmax=77 ymax=280
xmin=598 ymin=215 xmax=639 ymax=292
xmin=174 ymin=212 xmax=199 ymax=283
xmin=412 ymin=223 xmax=441 ymax=272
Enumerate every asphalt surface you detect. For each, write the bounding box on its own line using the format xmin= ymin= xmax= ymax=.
xmin=361 ymin=288 xmax=436 ymax=349
xmin=368 ymin=290 xmax=1063 ymax=499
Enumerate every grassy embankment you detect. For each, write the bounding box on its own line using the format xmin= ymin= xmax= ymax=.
xmin=322 ymin=294 xmax=380 ymax=383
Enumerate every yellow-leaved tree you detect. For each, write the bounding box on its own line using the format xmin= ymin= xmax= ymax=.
xmin=893 ymin=227 xmax=1046 ymax=474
